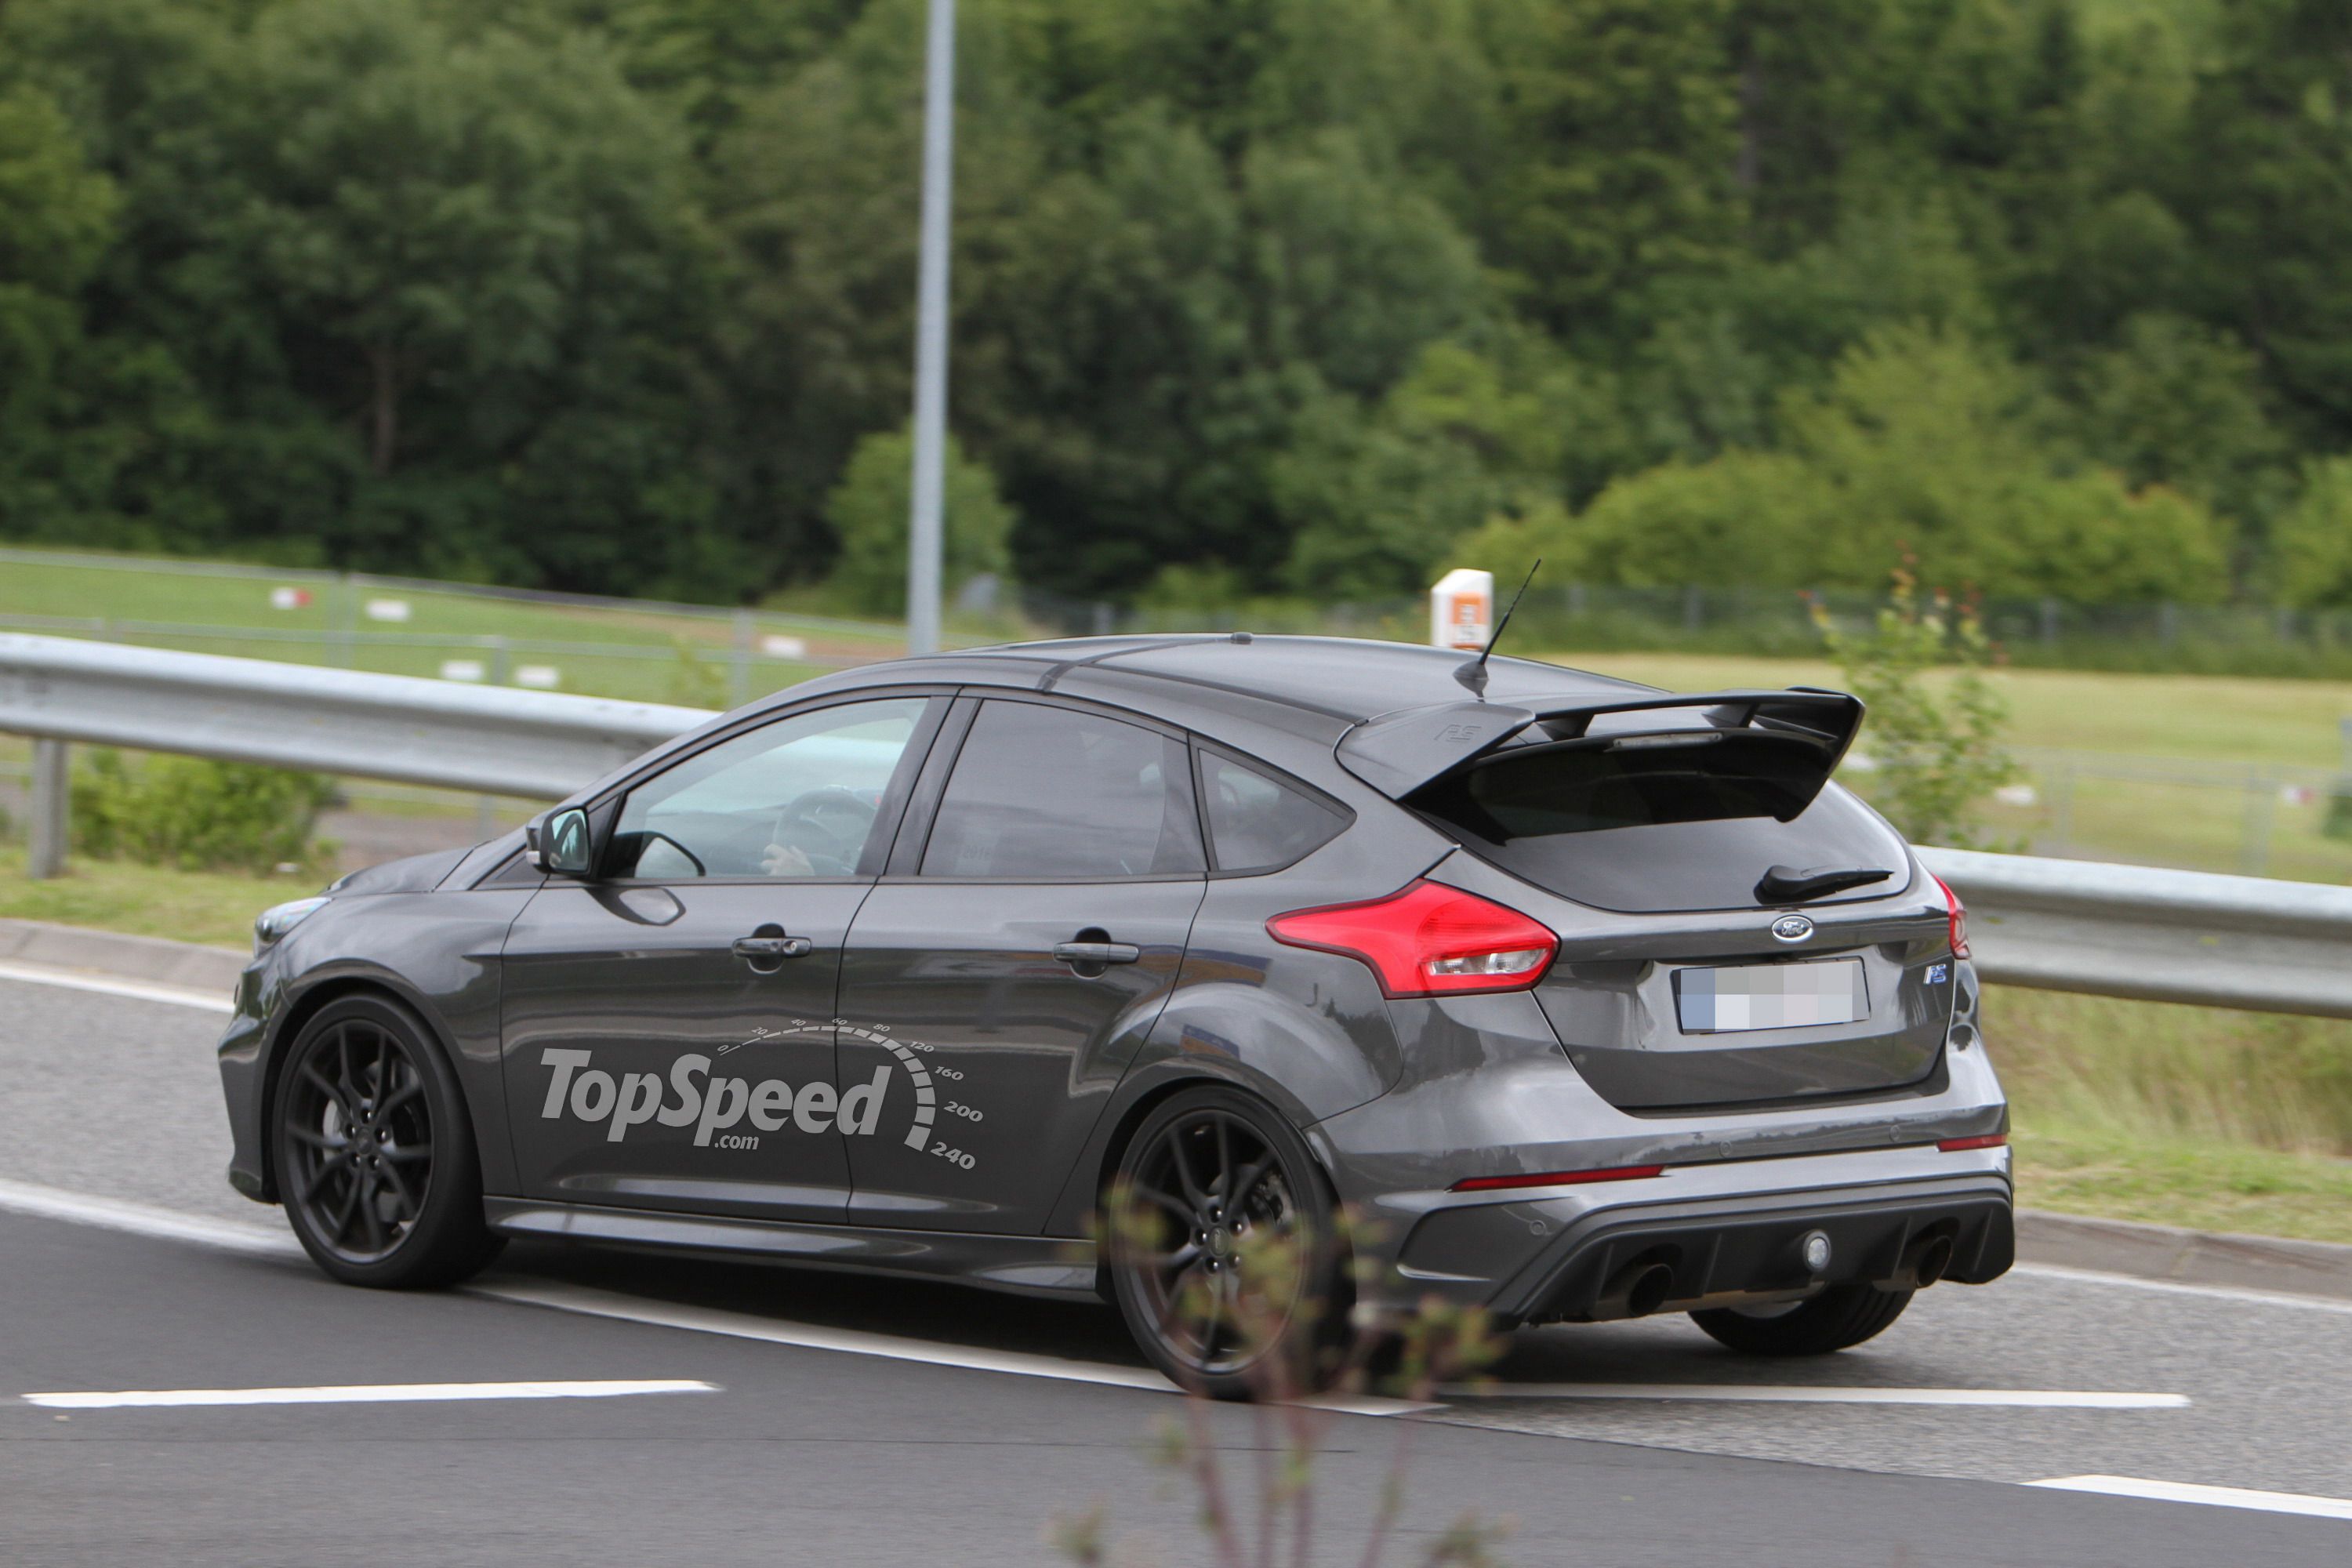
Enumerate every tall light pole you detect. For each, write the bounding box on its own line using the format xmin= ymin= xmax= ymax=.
xmin=905 ymin=0 xmax=956 ymax=657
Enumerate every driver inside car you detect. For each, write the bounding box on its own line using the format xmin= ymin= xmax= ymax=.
xmin=760 ymin=839 xmax=816 ymax=877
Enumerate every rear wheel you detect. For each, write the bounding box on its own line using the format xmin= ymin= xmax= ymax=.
xmin=1690 ymin=1284 xmax=1913 ymax=1356
xmin=1106 ymin=1087 xmax=1348 ymax=1399
xmin=273 ymin=994 xmax=502 ymax=1289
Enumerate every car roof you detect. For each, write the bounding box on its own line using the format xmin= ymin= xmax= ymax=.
xmin=896 ymin=634 xmax=1659 ymax=724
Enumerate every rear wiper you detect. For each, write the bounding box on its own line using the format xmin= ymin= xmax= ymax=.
xmin=1755 ymin=865 xmax=1894 ymax=904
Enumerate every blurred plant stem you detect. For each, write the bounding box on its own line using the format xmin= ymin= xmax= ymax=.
xmin=1054 ymin=1197 xmax=1510 ymax=1567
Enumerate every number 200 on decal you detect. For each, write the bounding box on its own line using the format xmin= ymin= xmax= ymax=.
xmin=930 ymin=1142 xmax=976 ymax=1171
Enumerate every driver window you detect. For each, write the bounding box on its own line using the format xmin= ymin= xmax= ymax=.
xmin=609 ymin=698 xmax=929 ymax=880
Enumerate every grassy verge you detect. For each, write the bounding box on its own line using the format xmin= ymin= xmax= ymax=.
xmin=2011 ymin=1123 xmax=2352 ymax=1246
xmin=1986 ymin=984 xmax=2352 ymax=1246
xmin=0 ymin=847 xmax=301 ymax=949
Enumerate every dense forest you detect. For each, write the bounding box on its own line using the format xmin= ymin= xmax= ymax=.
xmin=2 ymin=0 xmax=2350 ymax=612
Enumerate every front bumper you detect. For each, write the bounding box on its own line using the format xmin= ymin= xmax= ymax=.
xmin=1359 ymin=1143 xmax=2013 ymax=1323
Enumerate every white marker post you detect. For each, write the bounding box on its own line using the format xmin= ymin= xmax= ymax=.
xmin=1430 ymin=569 xmax=1494 ymax=652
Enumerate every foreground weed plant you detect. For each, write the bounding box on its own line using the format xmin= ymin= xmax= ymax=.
xmin=1054 ymin=1195 xmax=1510 ymax=1568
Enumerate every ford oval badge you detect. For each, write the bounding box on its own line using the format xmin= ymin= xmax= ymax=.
xmin=1770 ymin=914 xmax=1813 ymax=943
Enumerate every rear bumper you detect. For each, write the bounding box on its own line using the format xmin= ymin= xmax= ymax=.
xmin=1483 ymin=1173 xmax=2010 ymax=1323
xmin=1360 ymin=1143 xmax=2013 ymax=1323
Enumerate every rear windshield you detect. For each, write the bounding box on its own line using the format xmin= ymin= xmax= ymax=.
xmin=1411 ymin=733 xmax=1908 ymax=913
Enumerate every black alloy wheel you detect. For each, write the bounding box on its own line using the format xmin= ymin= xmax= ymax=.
xmin=274 ymin=995 xmax=501 ymax=1288
xmin=1109 ymin=1087 xmax=1345 ymax=1399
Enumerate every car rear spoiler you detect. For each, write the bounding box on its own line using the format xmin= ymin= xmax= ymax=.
xmin=1334 ymin=688 xmax=1866 ymax=799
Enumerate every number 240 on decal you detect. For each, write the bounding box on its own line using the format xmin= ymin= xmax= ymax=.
xmin=930 ymin=1142 xmax=976 ymax=1171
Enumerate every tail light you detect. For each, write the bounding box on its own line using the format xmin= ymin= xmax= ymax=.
xmin=1934 ymin=874 xmax=1969 ymax=958
xmin=1267 ymin=879 xmax=1558 ymax=998
xmin=1451 ymin=1164 xmax=1663 ymax=1193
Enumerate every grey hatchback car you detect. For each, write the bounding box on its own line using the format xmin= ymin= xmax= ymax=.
xmin=219 ymin=635 xmax=2011 ymax=1394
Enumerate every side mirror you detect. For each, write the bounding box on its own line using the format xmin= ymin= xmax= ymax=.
xmin=531 ymin=808 xmax=595 ymax=878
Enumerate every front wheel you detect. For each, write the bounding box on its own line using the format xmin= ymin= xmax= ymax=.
xmin=273 ymin=994 xmax=502 ymax=1289
xmin=1690 ymin=1284 xmax=1913 ymax=1356
xmin=1105 ymin=1087 xmax=1348 ymax=1399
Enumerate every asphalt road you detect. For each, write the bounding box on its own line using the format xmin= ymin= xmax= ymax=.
xmin=3 ymin=971 xmax=2349 ymax=1566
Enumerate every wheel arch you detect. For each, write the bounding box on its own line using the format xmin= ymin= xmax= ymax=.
xmin=1059 ymin=1060 xmax=1345 ymax=1294
xmin=255 ymin=974 xmax=473 ymax=1203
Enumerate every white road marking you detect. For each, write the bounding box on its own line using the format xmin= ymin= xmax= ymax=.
xmin=0 ymin=1181 xmax=1429 ymax=1414
xmin=2014 ymin=1262 xmax=2352 ymax=1319
xmin=24 ymin=1379 xmax=716 ymax=1410
xmin=2028 ymin=1475 xmax=2352 ymax=1522
xmin=0 ymin=1177 xmax=300 ymax=1258
xmin=470 ymin=1279 xmax=1438 ymax=1418
xmin=0 ymin=960 xmax=235 ymax=1014
xmin=1444 ymin=1383 xmax=2187 ymax=1408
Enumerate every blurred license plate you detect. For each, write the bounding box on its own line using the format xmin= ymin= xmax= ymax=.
xmin=1675 ymin=959 xmax=1866 ymax=1034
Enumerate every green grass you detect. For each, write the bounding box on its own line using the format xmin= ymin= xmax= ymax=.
xmin=1986 ymin=984 xmax=2352 ymax=1246
xmin=2012 ymin=1123 xmax=2352 ymax=1246
xmin=0 ymin=846 xmax=302 ymax=949
xmin=0 ymin=551 xmax=879 ymax=705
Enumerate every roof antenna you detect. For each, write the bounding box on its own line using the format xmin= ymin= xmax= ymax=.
xmin=1455 ymin=559 xmax=1541 ymax=698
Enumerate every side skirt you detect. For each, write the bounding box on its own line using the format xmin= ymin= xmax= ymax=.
xmin=482 ymin=1197 xmax=1103 ymax=1302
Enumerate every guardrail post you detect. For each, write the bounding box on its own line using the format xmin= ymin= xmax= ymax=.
xmin=27 ymin=738 xmax=67 ymax=879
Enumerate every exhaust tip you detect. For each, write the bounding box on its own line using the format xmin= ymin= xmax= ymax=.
xmin=1914 ymin=1234 xmax=1955 ymax=1290
xmin=1622 ymin=1262 xmax=1675 ymax=1317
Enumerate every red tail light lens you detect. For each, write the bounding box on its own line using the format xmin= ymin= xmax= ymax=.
xmin=1267 ymin=880 xmax=1559 ymax=998
xmin=1450 ymin=1164 xmax=1664 ymax=1193
xmin=1937 ymin=1132 xmax=2007 ymax=1152
xmin=1934 ymin=874 xmax=1970 ymax=959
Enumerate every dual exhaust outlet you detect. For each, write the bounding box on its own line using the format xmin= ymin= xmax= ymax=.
xmin=1586 ymin=1225 xmax=1957 ymax=1321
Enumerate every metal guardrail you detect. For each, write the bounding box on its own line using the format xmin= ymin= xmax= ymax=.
xmin=4 ymin=632 xmax=2348 ymax=1017
xmin=1920 ymin=847 xmax=2352 ymax=1018
xmin=0 ymin=636 xmax=712 ymax=871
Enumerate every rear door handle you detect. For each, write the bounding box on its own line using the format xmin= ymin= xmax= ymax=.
xmin=734 ymin=935 xmax=813 ymax=960
xmin=1054 ymin=941 xmax=1142 ymax=967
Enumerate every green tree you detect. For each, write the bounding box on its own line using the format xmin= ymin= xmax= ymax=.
xmin=2064 ymin=311 xmax=2289 ymax=532
xmin=2271 ymin=456 xmax=2352 ymax=608
xmin=0 ymin=85 xmax=118 ymax=535
xmin=822 ymin=427 xmax=1016 ymax=616
xmin=1813 ymin=567 xmax=2017 ymax=850
xmin=10 ymin=0 xmax=731 ymax=593
xmin=2174 ymin=0 xmax=2352 ymax=444
xmin=1482 ymin=0 xmax=1744 ymax=342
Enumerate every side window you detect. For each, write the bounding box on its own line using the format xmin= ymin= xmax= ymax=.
xmin=920 ymin=702 xmax=1203 ymax=880
xmin=610 ymin=698 xmax=929 ymax=880
xmin=1198 ymin=751 xmax=1346 ymax=873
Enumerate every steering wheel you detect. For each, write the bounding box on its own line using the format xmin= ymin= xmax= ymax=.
xmin=770 ymin=787 xmax=878 ymax=876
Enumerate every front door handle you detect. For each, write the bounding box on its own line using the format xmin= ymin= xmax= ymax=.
xmin=1054 ymin=940 xmax=1142 ymax=967
xmin=734 ymin=932 xmax=813 ymax=966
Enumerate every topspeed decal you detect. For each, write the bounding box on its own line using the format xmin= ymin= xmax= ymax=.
xmin=539 ymin=1049 xmax=891 ymax=1147
xmin=537 ymin=1017 xmax=990 ymax=1167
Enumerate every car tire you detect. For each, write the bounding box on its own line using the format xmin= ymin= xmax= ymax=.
xmin=272 ymin=993 xmax=503 ymax=1290
xmin=1689 ymin=1284 xmax=1914 ymax=1356
xmin=1106 ymin=1085 xmax=1349 ymax=1400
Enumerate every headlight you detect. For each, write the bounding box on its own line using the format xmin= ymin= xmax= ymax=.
xmin=254 ymin=896 xmax=330 ymax=954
